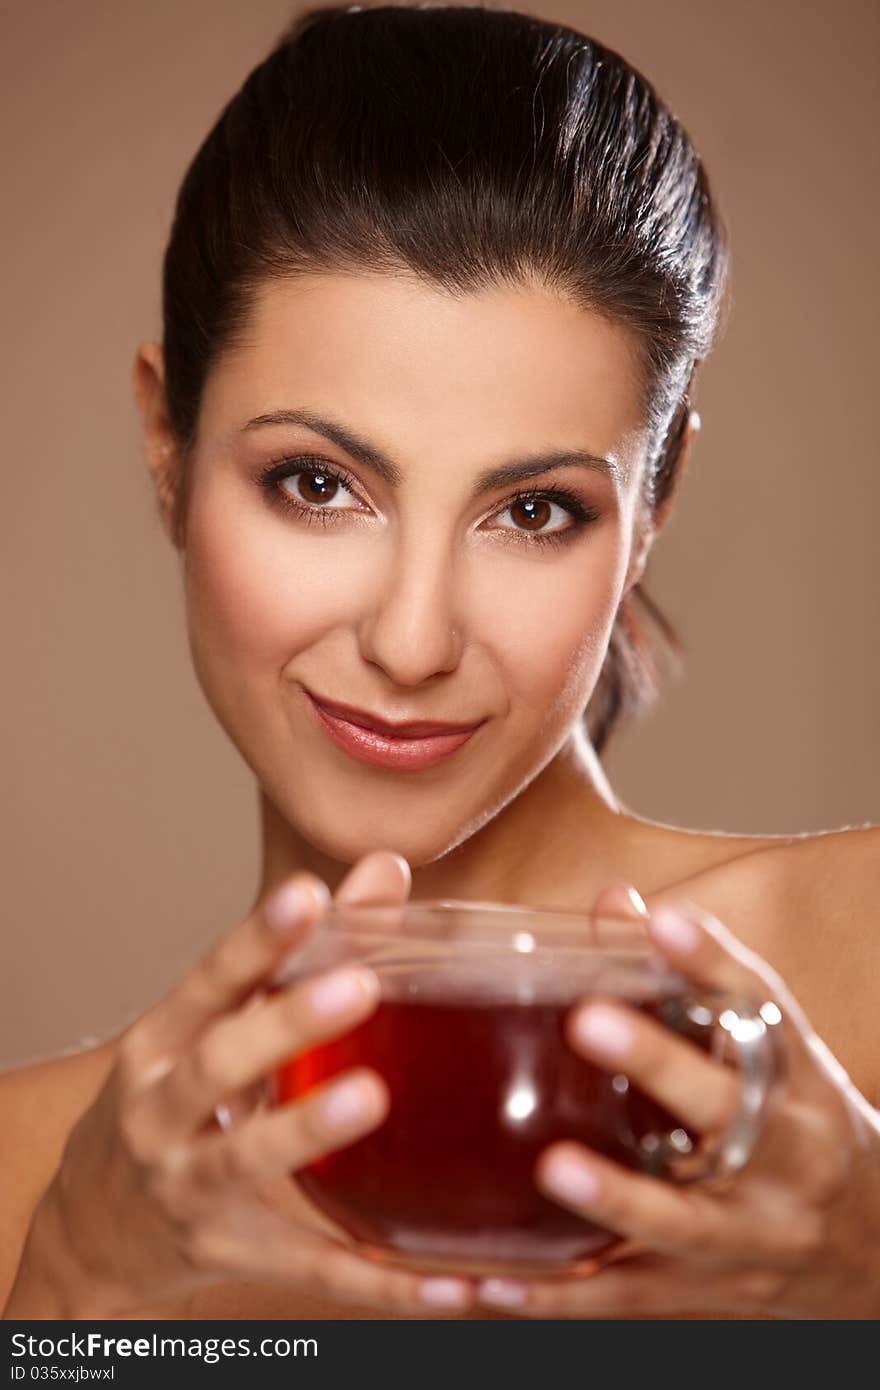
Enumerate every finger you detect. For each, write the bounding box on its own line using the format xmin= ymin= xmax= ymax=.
xmin=476 ymin=1255 xmax=746 ymax=1318
xmin=535 ymin=1102 xmax=851 ymax=1271
xmin=177 ymin=1065 xmax=391 ymax=1197
xmin=588 ymin=880 xmax=649 ymax=927
xmin=295 ymin=1232 xmax=476 ymax=1316
xmin=533 ymin=1140 xmax=734 ymax=1258
xmin=210 ymin=852 xmax=411 ymax=1132
xmin=145 ymin=960 xmax=382 ymax=1136
xmin=334 ymin=849 xmax=412 ymax=905
xmin=643 ymin=900 xmax=809 ymax=1079
xmin=124 ymin=874 xmax=332 ymax=1072
xmin=211 ymin=992 xmax=275 ymax=1132
xmin=213 ymin=1088 xmax=262 ymax=1134
xmin=203 ymin=1201 xmax=474 ymax=1316
xmin=566 ymin=996 xmax=741 ymax=1133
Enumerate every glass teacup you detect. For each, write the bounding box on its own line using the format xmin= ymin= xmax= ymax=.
xmin=267 ymin=898 xmax=782 ymax=1278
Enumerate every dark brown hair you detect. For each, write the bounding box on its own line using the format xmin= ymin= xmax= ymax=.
xmin=161 ymin=2 xmax=731 ymax=756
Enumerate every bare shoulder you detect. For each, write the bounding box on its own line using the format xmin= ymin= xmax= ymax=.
xmin=647 ymin=822 xmax=879 ymax=917
xmin=644 ymin=824 xmax=880 ymax=1101
xmin=649 ymin=822 xmax=879 ymax=941
xmin=0 ymin=1037 xmax=118 ymax=1137
xmin=0 ymin=1039 xmax=118 ymax=1307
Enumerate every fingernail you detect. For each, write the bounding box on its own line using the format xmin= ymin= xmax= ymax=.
xmin=478 ymin=1278 xmax=528 ymax=1309
xmin=572 ymin=1004 xmax=633 ymax=1057
xmin=623 ymin=883 xmax=648 ymax=916
xmin=308 ymin=967 xmax=375 ymax=1016
xmin=320 ymin=1076 xmax=379 ymax=1130
xmin=418 ymin=1277 xmax=471 ymax=1309
xmin=650 ymin=905 xmax=700 ymax=953
xmin=542 ymin=1152 xmax=602 ymax=1206
xmin=388 ymin=851 xmax=412 ymax=884
xmin=264 ymin=879 xmax=329 ymax=932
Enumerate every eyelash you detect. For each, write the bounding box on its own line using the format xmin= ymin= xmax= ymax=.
xmin=255 ymin=455 xmax=601 ymax=549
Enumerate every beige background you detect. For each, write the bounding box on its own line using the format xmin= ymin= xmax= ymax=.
xmin=2 ymin=1 xmax=877 ymax=1067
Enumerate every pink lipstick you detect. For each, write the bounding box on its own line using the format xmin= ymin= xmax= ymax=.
xmin=304 ymin=691 xmax=483 ymax=771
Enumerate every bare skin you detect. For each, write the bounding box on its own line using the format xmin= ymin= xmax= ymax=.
xmin=2 ymin=272 xmax=877 ymax=1319
xmin=137 ymin=271 xmax=685 ymax=910
xmin=194 ymin=828 xmax=880 ymax=1322
xmin=2 ymin=829 xmax=878 ymax=1320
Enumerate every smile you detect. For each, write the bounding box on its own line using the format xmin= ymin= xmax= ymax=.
xmin=304 ymin=690 xmax=484 ymax=771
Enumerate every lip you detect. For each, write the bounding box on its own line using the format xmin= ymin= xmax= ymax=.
xmin=306 ymin=691 xmax=482 ymax=738
xmin=304 ymin=690 xmax=484 ymax=771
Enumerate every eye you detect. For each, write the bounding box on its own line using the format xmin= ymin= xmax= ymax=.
xmin=276 ymin=460 xmax=360 ymax=509
xmin=256 ymin=456 xmax=367 ymax=524
xmin=256 ymin=457 xmax=601 ymax=549
xmin=487 ymin=487 xmax=601 ymax=548
xmin=494 ymin=494 xmax=576 ymax=536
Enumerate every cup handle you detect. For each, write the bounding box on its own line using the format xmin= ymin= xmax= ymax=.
xmin=633 ymin=992 xmax=783 ymax=1181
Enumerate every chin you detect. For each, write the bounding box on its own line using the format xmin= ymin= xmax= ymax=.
xmin=261 ymin=740 xmax=524 ymax=873
xmin=290 ymin=803 xmax=476 ymax=874
xmin=283 ymin=745 xmax=544 ymax=875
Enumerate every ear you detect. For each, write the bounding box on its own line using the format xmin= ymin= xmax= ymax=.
xmin=623 ymin=409 xmax=701 ymax=596
xmin=132 ymin=341 xmax=186 ymax=548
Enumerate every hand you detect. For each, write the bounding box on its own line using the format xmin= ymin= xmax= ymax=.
xmin=3 ymin=851 xmax=475 ymax=1319
xmin=476 ymin=885 xmax=880 ymax=1319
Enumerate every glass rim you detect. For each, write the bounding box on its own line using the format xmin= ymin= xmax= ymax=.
xmin=270 ymin=898 xmax=754 ymax=1003
xmin=306 ymin=895 xmax=663 ymax=956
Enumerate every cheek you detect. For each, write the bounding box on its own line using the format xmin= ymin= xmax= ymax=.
xmin=182 ymin=472 xmax=625 ymax=739
xmin=183 ymin=492 xmax=349 ymax=667
xmin=475 ymin=540 xmax=622 ymax=720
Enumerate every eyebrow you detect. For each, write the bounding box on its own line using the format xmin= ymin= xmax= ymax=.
xmin=241 ymin=407 xmax=623 ymax=494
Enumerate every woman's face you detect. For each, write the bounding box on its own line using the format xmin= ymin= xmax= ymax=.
xmin=166 ymin=272 xmax=652 ymax=866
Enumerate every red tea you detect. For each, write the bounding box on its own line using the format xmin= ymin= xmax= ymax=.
xmin=275 ymin=989 xmax=714 ymax=1268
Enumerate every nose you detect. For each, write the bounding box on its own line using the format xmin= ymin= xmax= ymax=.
xmin=355 ymin=530 xmax=465 ymax=685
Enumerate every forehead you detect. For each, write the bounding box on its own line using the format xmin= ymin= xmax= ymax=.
xmin=204 ymin=271 xmax=649 ymax=469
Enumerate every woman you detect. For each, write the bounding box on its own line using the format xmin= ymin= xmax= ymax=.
xmin=2 ymin=3 xmax=877 ymax=1321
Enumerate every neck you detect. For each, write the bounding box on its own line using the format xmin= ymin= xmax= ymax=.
xmin=252 ymin=723 xmax=642 ymax=912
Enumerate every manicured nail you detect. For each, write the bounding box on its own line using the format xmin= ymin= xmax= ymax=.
xmin=623 ymin=884 xmax=648 ymax=916
xmin=478 ymin=1278 xmax=528 ymax=1309
xmin=213 ymin=1102 xmax=233 ymax=1133
xmin=650 ymin=905 xmax=700 ymax=953
xmin=308 ymin=967 xmax=375 ymax=1016
xmin=418 ymin=1277 xmax=471 ymax=1309
xmin=542 ymin=1152 xmax=602 ymax=1206
xmin=319 ymin=1076 xmax=379 ymax=1130
xmin=572 ymin=1004 xmax=633 ymax=1057
xmin=264 ymin=878 xmax=329 ymax=932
